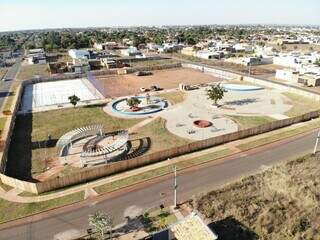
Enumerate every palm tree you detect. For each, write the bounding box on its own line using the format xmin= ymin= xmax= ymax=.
xmin=89 ymin=211 xmax=113 ymax=240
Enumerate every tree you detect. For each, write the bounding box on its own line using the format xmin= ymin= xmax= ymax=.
xmin=206 ymin=84 xmax=226 ymax=106
xmin=69 ymin=95 xmax=80 ymax=127
xmin=68 ymin=95 xmax=80 ymax=108
xmin=126 ymin=97 xmax=141 ymax=109
xmin=89 ymin=211 xmax=113 ymax=240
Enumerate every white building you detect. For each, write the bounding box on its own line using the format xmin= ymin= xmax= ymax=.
xmin=94 ymin=42 xmax=118 ymax=50
xmin=120 ymin=46 xmax=144 ymax=57
xmin=27 ymin=48 xmax=46 ymax=65
xmin=234 ymin=43 xmax=253 ymax=53
xmin=68 ymin=49 xmax=90 ymax=61
xmin=226 ymin=56 xmax=273 ymax=66
xmin=273 ymin=54 xmax=301 ymax=68
xmin=255 ymin=46 xmax=277 ymax=57
xmin=275 ymin=69 xmax=299 ymax=83
xmin=195 ymin=50 xmax=222 ymax=60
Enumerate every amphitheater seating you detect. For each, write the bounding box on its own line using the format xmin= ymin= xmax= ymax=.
xmin=80 ymin=130 xmax=129 ymax=158
xmin=56 ymin=124 xmax=103 ymax=148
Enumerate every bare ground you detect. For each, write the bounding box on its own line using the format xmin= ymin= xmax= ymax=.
xmin=95 ymin=68 xmax=219 ymax=98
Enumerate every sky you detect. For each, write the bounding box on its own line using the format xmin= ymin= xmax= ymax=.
xmin=0 ymin=0 xmax=319 ymax=32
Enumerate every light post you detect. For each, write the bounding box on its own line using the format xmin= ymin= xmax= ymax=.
xmin=173 ymin=165 xmax=177 ymax=209
xmin=313 ymin=130 xmax=320 ymax=155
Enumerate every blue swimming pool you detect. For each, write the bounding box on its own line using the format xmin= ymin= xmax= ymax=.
xmin=222 ymin=84 xmax=264 ymax=91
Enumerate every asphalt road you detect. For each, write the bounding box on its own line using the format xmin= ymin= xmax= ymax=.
xmin=0 ymin=129 xmax=317 ymax=240
xmin=0 ymin=58 xmax=22 ymax=109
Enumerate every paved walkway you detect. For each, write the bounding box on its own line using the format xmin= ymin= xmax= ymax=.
xmin=0 ymin=117 xmax=318 ymax=204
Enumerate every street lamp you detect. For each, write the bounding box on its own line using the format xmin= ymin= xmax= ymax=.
xmin=173 ymin=165 xmax=177 ymax=209
xmin=313 ymin=130 xmax=320 ymax=155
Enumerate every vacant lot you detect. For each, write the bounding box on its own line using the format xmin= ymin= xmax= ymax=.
xmin=17 ymin=64 xmax=50 ymax=80
xmin=196 ymin=154 xmax=320 ymax=240
xmin=6 ymin=105 xmax=142 ymax=180
xmin=95 ymin=68 xmax=219 ymax=98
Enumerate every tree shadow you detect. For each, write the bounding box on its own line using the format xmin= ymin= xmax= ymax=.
xmin=208 ymin=216 xmax=259 ymax=240
xmin=31 ymin=139 xmax=57 ymax=150
xmin=224 ymin=98 xmax=259 ymax=106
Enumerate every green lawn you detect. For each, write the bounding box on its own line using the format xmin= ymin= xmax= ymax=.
xmin=157 ymin=91 xmax=186 ymax=105
xmin=283 ymin=92 xmax=320 ymax=117
xmin=131 ymin=59 xmax=180 ymax=68
xmin=8 ymin=106 xmax=142 ymax=178
xmin=141 ymin=207 xmax=177 ymax=233
xmin=2 ymin=82 xmax=20 ymax=112
xmin=0 ymin=117 xmax=7 ymax=135
xmin=228 ymin=115 xmax=275 ymax=129
xmin=132 ymin=117 xmax=191 ymax=153
xmin=0 ymin=68 xmax=7 ymax=80
xmin=16 ymin=64 xmax=50 ymax=80
xmin=0 ymin=191 xmax=84 ymax=223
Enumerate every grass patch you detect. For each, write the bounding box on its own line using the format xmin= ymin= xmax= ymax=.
xmin=0 ymin=180 xmax=13 ymax=192
xmin=0 ymin=117 xmax=7 ymax=135
xmin=133 ymin=117 xmax=191 ymax=153
xmin=2 ymin=82 xmax=20 ymax=112
xmin=141 ymin=207 xmax=177 ymax=233
xmin=0 ymin=191 xmax=84 ymax=224
xmin=16 ymin=64 xmax=50 ymax=80
xmin=228 ymin=115 xmax=275 ymax=129
xmin=95 ymin=148 xmax=232 ymax=194
xmin=0 ymin=68 xmax=8 ymax=80
xmin=236 ymin=119 xmax=320 ymax=151
xmin=131 ymin=59 xmax=180 ymax=68
xmin=283 ymin=92 xmax=320 ymax=117
xmin=196 ymin=154 xmax=320 ymax=239
xmin=8 ymin=106 xmax=142 ymax=178
xmin=157 ymin=91 xmax=186 ymax=105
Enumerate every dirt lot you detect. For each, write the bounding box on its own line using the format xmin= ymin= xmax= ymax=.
xmin=95 ymin=67 xmax=219 ymax=98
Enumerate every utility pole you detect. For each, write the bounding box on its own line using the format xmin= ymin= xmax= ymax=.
xmin=173 ymin=165 xmax=177 ymax=209
xmin=313 ymin=130 xmax=320 ymax=155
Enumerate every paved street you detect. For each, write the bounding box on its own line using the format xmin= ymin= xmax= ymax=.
xmin=0 ymin=58 xmax=22 ymax=109
xmin=0 ymin=129 xmax=317 ymax=240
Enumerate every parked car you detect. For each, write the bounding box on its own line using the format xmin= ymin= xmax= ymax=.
xmin=140 ymin=87 xmax=149 ymax=92
xmin=150 ymin=85 xmax=162 ymax=91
